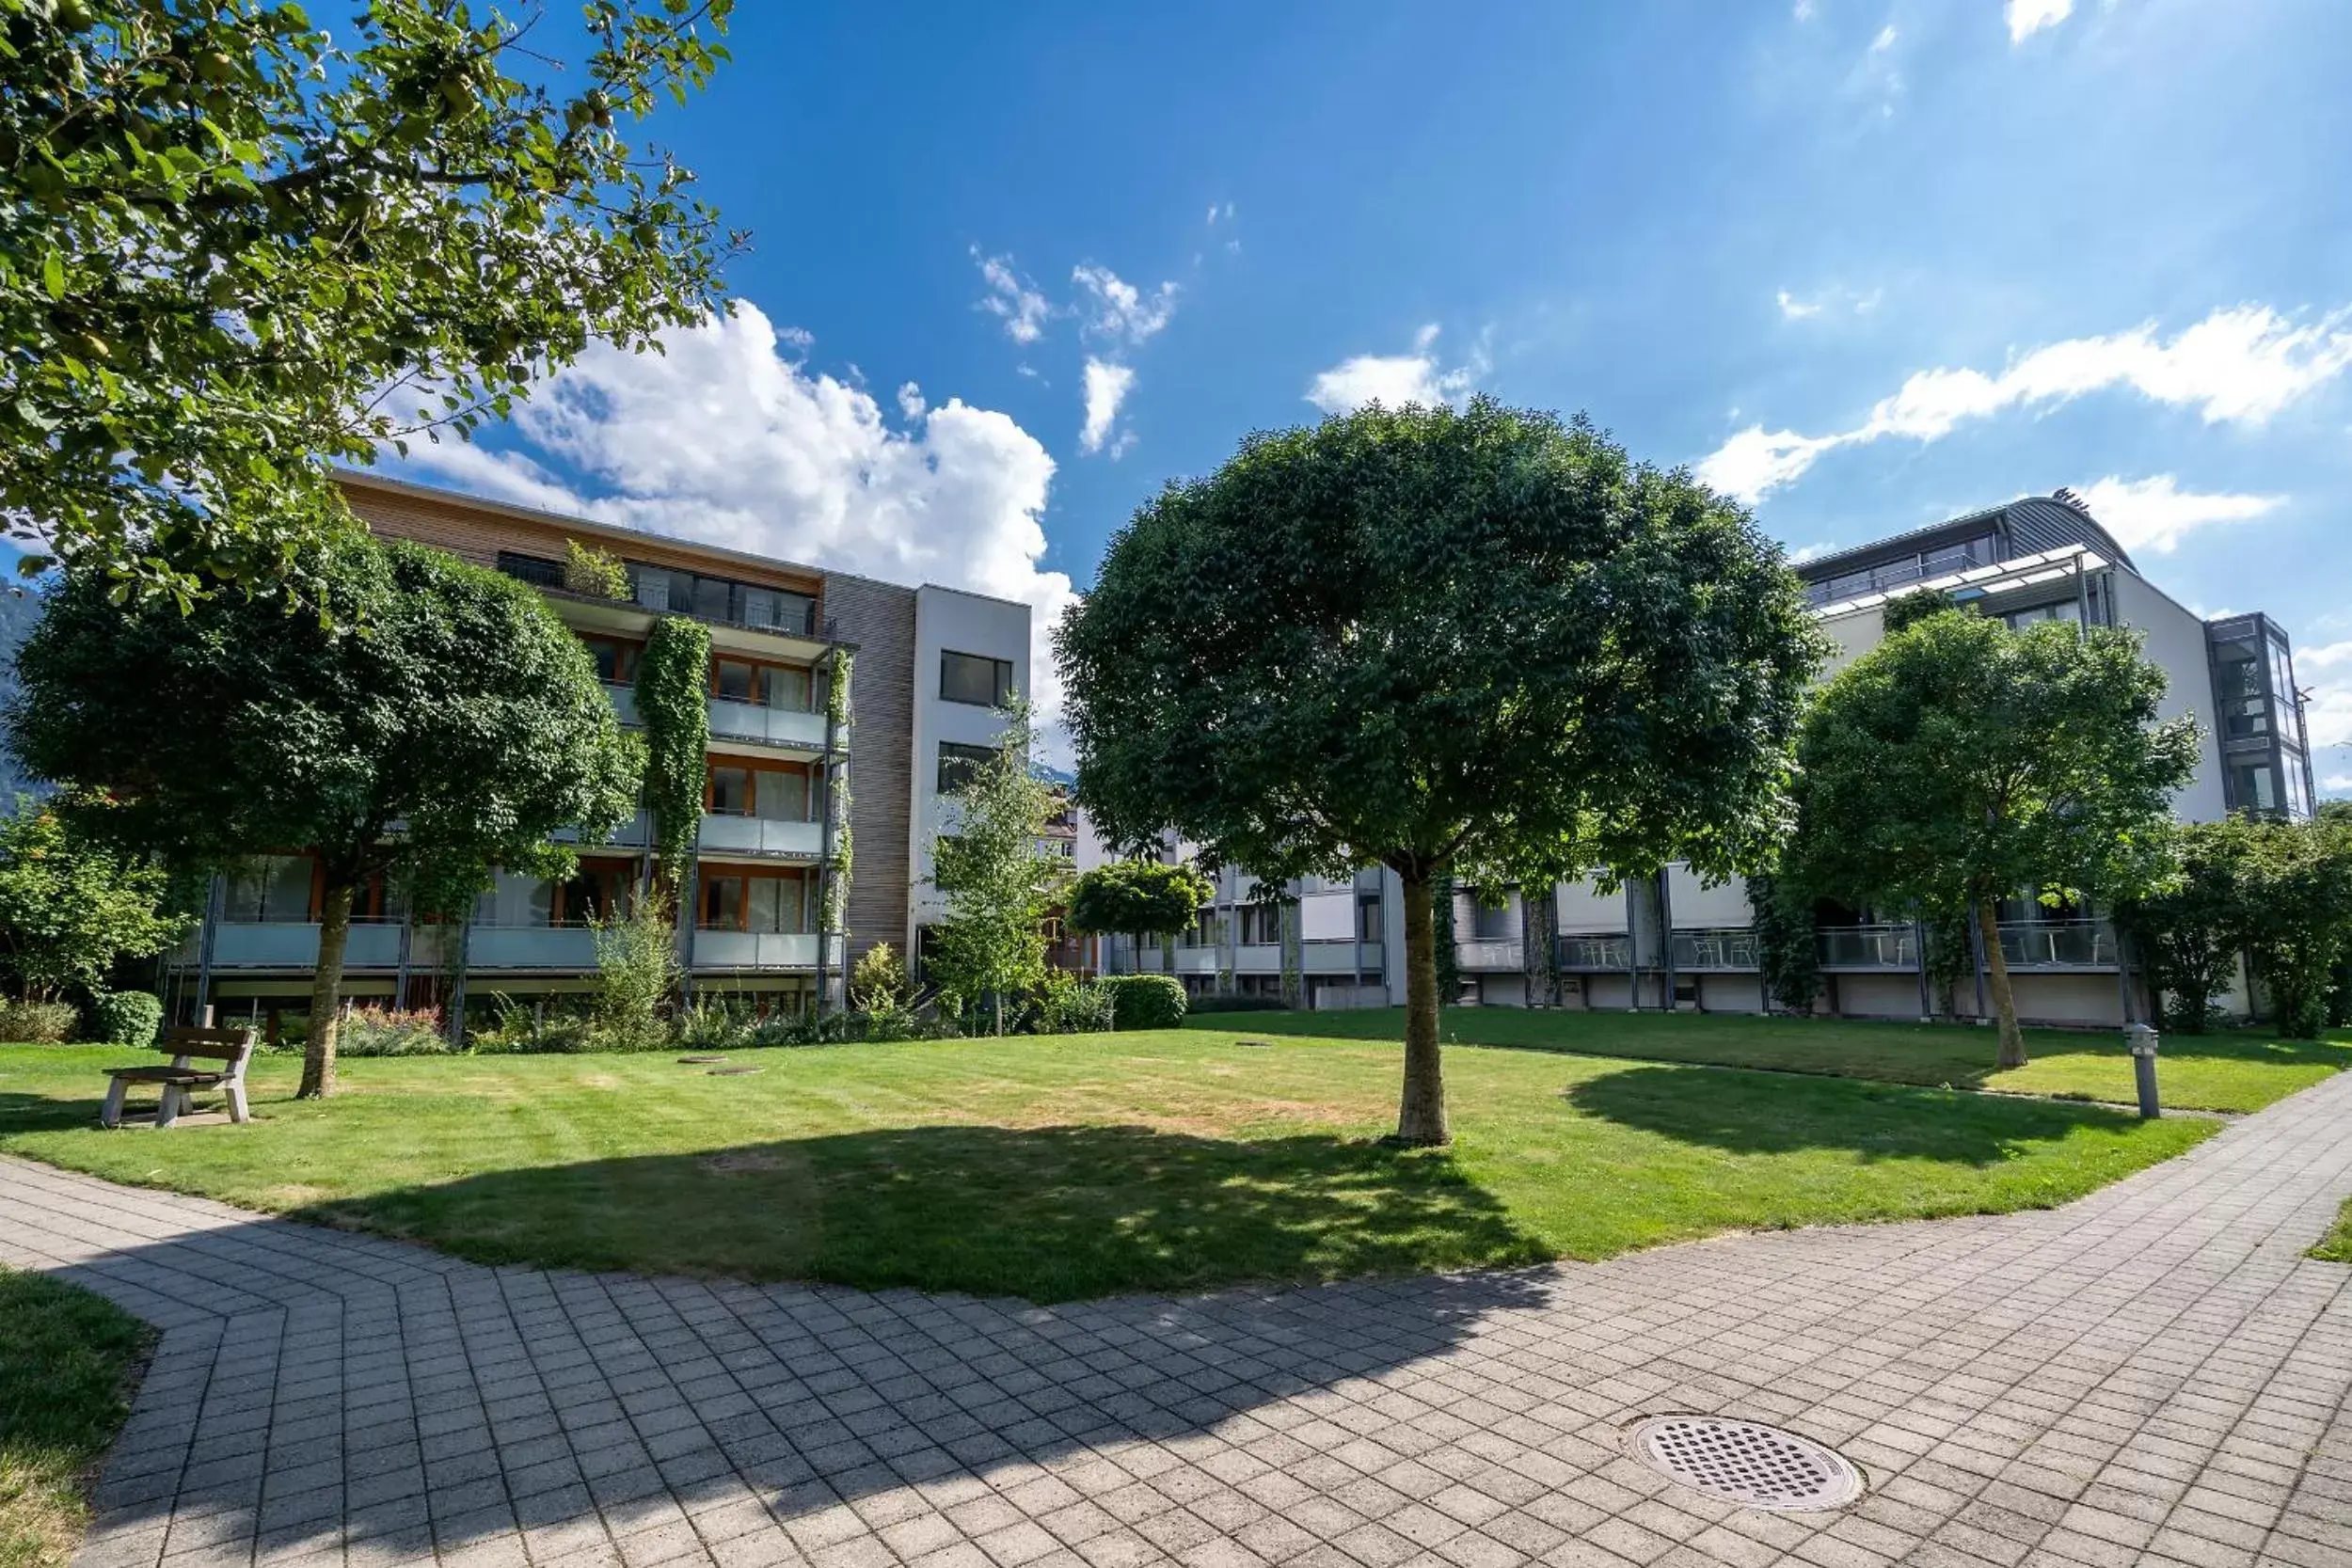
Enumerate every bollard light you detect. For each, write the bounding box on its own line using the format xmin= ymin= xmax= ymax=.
xmin=2123 ymin=1022 xmax=2160 ymax=1119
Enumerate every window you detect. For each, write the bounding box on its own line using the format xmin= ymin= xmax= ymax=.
xmin=1470 ymin=897 xmax=1517 ymax=942
xmin=556 ymin=863 xmax=633 ymax=927
xmin=2001 ymin=600 xmax=2081 ymax=630
xmin=1238 ymin=904 xmax=1283 ymax=946
xmin=710 ymin=657 xmax=814 ymax=711
xmin=2284 ymin=758 xmax=2312 ymax=820
xmin=2233 ymin=762 xmax=2280 ymax=814
xmin=496 ymin=551 xmax=564 ymax=590
xmin=701 ymin=870 xmax=812 ymax=933
xmin=708 ymin=765 xmax=752 ymax=816
xmin=763 ymin=665 xmax=812 ymax=711
xmin=475 ymin=871 xmax=555 ymax=928
xmin=1358 ymin=897 xmax=1383 ymax=943
xmin=628 ymin=565 xmax=816 ymax=635
xmin=224 ymin=855 xmax=313 ymax=923
xmin=713 ymin=658 xmax=757 ymax=703
xmin=752 ymin=767 xmax=810 ymax=821
xmin=937 ymin=741 xmax=998 ymax=793
xmin=580 ymin=637 xmax=637 ymax=686
xmin=941 ymin=650 xmax=1014 ymax=707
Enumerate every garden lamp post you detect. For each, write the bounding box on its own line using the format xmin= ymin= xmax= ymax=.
xmin=2124 ymin=1022 xmax=2161 ymax=1119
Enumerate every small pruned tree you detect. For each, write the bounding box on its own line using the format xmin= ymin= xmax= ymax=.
xmin=1788 ymin=608 xmax=2198 ymax=1069
xmin=1064 ymin=858 xmax=1215 ymax=967
xmin=2115 ymin=823 xmax=2246 ymax=1033
xmin=0 ymin=793 xmax=187 ymax=1002
xmin=1 ymin=0 xmax=740 ymax=603
xmin=8 ymin=534 xmax=641 ymax=1096
xmin=1059 ymin=400 xmax=1820 ymax=1144
xmin=849 ymin=942 xmax=907 ymax=1011
xmin=929 ymin=702 xmax=1061 ymax=1034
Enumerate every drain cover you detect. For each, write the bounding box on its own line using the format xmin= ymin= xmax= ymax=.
xmin=1626 ymin=1416 xmax=1862 ymax=1512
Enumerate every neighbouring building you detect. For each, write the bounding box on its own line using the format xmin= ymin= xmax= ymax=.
xmin=163 ymin=472 xmax=1032 ymax=1030
xmin=1108 ymin=490 xmax=2317 ymax=1028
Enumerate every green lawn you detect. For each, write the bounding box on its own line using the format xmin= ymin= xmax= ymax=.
xmin=0 ymin=1270 xmax=149 ymax=1568
xmin=0 ymin=1032 xmax=2211 ymax=1301
xmin=1196 ymin=1006 xmax=2352 ymax=1115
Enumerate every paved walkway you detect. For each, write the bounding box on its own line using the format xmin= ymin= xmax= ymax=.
xmin=8 ymin=1075 xmax=2352 ymax=1568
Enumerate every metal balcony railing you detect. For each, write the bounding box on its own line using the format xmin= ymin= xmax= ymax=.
xmin=1816 ymin=924 xmax=1918 ymax=969
xmin=1671 ymin=928 xmax=1760 ymax=970
xmin=690 ymin=930 xmax=839 ymax=970
xmin=1454 ymin=939 xmax=1523 ymax=972
xmin=1997 ymin=920 xmax=2118 ymax=969
xmin=696 ymin=814 xmax=823 ymax=859
xmin=1559 ymin=933 xmax=1633 ymax=970
xmin=707 ymin=699 xmax=829 ymax=752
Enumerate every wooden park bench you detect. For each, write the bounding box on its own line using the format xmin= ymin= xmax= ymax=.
xmin=100 ymin=1026 xmax=257 ymax=1129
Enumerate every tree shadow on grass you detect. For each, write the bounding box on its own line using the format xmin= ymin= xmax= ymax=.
xmin=1563 ymin=1064 xmax=2152 ymax=1166
xmin=287 ymin=1121 xmax=1555 ymax=1304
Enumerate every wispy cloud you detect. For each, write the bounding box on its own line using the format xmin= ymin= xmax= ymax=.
xmin=972 ymin=249 xmax=1053 ymax=345
xmin=2074 ymin=476 xmax=2283 ymax=554
xmin=1305 ymin=324 xmax=1488 ymax=415
xmin=1778 ymin=285 xmax=1882 ymax=321
xmin=1699 ymin=305 xmax=2352 ymax=503
xmin=1072 ymin=264 xmax=1178 ymax=345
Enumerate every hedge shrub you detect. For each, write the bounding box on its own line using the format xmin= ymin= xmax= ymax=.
xmin=86 ymin=990 xmax=163 ymax=1048
xmin=1104 ymin=974 xmax=1186 ymax=1031
xmin=0 ymin=1000 xmax=78 ymax=1043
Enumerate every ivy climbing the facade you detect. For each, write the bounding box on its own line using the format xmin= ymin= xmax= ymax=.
xmin=635 ymin=616 xmax=712 ymax=887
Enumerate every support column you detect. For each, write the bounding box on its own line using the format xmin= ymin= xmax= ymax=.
xmin=1658 ymin=869 xmax=1677 ymax=1012
xmin=1914 ymin=917 xmax=1933 ymax=1022
xmin=1624 ymin=882 xmax=1642 ymax=1011
xmin=192 ymin=874 xmax=225 ymax=1025
xmin=1968 ymin=904 xmax=1991 ymax=1023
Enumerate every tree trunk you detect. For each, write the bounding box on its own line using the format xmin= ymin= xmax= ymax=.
xmin=1394 ymin=872 xmax=1450 ymax=1147
xmin=299 ymin=880 xmax=356 ymax=1099
xmin=1977 ymin=896 xmax=2027 ymax=1069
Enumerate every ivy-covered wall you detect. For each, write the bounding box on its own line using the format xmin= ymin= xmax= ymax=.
xmin=635 ymin=616 xmax=711 ymax=885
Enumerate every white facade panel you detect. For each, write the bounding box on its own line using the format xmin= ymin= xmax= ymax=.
xmin=909 ymin=585 xmax=1034 ymax=927
xmin=2107 ymin=571 xmax=2229 ymax=824
xmin=1556 ymin=877 xmax=1627 ymax=933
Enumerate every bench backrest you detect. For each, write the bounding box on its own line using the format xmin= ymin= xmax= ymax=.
xmin=161 ymin=1026 xmax=256 ymax=1063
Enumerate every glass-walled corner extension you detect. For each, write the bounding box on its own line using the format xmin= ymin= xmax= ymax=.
xmin=2207 ymin=613 xmax=2316 ymax=819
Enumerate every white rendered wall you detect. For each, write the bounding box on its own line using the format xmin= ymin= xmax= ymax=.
xmin=909 ymin=585 xmax=1033 ymax=928
xmin=2107 ymin=571 xmax=2229 ymax=823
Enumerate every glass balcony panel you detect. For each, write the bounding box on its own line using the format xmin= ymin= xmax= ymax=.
xmin=691 ymin=930 xmax=832 ymax=969
xmin=1670 ymin=928 xmax=1760 ymax=970
xmin=209 ymin=923 xmax=405 ymax=967
xmin=468 ymin=927 xmax=599 ymax=969
xmin=1454 ymin=939 xmax=1523 ymax=972
xmin=1558 ymin=933 xmax=1632 ymax=970
xmin=1816 ymin=925 xmax=1916 ymax=968
xmin=697 ymin=816 xmax=823 ymax=859
xmin=1996 ymin=920 xmax=2117 ymax=969
xmin=707 ymin=699 xmax=828 ymax=751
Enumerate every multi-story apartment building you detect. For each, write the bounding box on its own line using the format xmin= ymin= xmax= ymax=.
xmin=1113 ymin=490 xmax=2316 ymax=1028
xmin=164 ymin=473 xmax=1032 ymax=1029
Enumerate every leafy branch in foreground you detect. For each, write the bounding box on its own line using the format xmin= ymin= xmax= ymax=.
xmin=0 ymin=0 xmax=741 ymax=601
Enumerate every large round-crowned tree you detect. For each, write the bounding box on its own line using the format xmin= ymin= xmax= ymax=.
xmin=8 ymin=531 xmax=640 ymax=1097
xmin=1057 ymin=400 xmax=1819 ymax=1145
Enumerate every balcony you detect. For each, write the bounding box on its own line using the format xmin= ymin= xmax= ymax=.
xmin=707 ymin=698 xmax=828 ymax=752
xmin=697 ymin=814 xmax=823 ymax=860
xmin=1454 ymin=939 xmax=1523 ymax=973
xmin=1169 ymin=947 xmax=1220 ymax=975
xmin=1671 ymin=928 xmax=1759 ymax=971
xmin=691 ymin=931 xmax=841 ymax=970
xmin=1998 ymin=920 xmax=2118 ymax=970
xmin=1559 ymin=933 xmax=1632 ymax=970
xmin=1305 ymin=940 xmax=1381 ymax=976
xmin=468 ymin=927 xmax=598 ymax=970
xmin=1817 ymin=924 xmax=1917 ymax=969
xmin=210 ymin=922 xmax=406 ymax=969
xmin=553 ymin=810 xmax=653 ymax=849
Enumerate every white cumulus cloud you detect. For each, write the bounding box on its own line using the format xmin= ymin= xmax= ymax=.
xmin=389 ymin=302 xmax=1077 ymax=727
xmin=1777 ymin=290 xmax=1825 ymax=321
xmin=973 ymin=249 xmax=1052 ymax=345
xmin=1699 ymin=305 xmax=2352 ymax=503
xmin=2007 ymin=0 xmax=2074 ymax=43
xmin=1079 ymin=358 xmax=1136 ymax=458
xmin=1305 ymin=324 xmax=1486 ymax=415
xmin=2073 ymin=476 xmax=2283 ymax=555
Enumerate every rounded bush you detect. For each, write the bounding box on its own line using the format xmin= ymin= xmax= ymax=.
xmin=1104 ymin=974 xmax=1187 ymax=1031
xmin=86 ymin=990 xmax=164 ymax=1048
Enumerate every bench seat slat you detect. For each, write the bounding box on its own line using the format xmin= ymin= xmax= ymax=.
xmin=105 ymin=1066 xmax=226 ymax=1085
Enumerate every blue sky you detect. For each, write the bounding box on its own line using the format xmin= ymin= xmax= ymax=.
xmin=391 ymin=0 xmax=2352 ymax=789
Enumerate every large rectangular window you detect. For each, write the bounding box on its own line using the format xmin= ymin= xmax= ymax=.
xmin=475 ymin=871 xmax=555 ymax=928
xmin=708 ymin=765 xmax=752 ymax=816
xmin=224 ymin=855 xmax=313 ymax=923
xmin=580 ymin=637 xmax=638 ymax=686
xmin=629 ymin=565 xmax=816 ymax=635
xmin=709 ymin=657 xmax=815 ymax=711
xmin=699 ymin=870 xmax=811 ymax=932
xmin=752 ymin=767 xmax=810 ymax=821
xmin=940 ymin=650 xmax=1014 ymax=707
xmin=937 ymin=741 xmax=997 ymax=794
xmin=1237 ymin=904 xmax=1283 ymax=946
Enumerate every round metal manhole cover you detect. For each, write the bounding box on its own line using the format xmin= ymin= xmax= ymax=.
xmin=1626 ymin=1416 xmax=1863 ymax=1513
